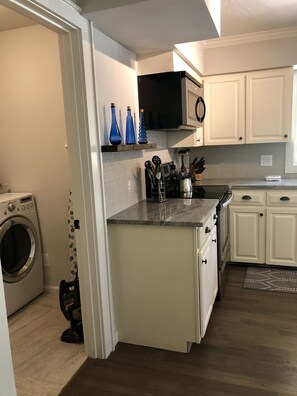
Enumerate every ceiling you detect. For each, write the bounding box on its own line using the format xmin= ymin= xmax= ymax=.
xmin=1 ymin=0 xmax=297 ymax=50
xmin=221 ymin=0 xmax=297 ymax=37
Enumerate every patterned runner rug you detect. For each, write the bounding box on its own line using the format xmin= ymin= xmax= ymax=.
xmin=244 ymin=267 xmax=297 ymax=294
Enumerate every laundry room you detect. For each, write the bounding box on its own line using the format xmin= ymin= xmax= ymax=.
xmin=0 ymin=16 xmax=72 ymax=291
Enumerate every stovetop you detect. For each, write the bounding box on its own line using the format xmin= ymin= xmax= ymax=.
xmin=145 ymin=161 xmax=230 ymax=202
xmin=190 ymin=185 xmax=230 ymax=199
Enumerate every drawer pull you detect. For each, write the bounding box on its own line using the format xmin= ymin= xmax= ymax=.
xmin=280 ymin=196 xmax=290 ymax=201
xmin=242 ymin=195 xmax=252 ymax=200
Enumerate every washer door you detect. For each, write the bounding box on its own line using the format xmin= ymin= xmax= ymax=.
xmin=0 ymin=216 xmax=37 ymax=283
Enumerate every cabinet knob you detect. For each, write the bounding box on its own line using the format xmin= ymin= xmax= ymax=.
xmin=239 ymin=137 xmax=243 ymax=141
xmin=212 ymin=238 xmax=217 ymax=243
xmin=280 ymin=196 xmax=290 ymax=201
xmin=284 ymin=134 xmax=288 ymax=138
xmin=213 ymin=214 xmax=218 ymax=220
xmin=202 ymin=259 xmax=208 ymax=264
xmin=260 ymin=213 xmax=264 ymax=217
xmin=205 ymin=226 xmax=211 ymax=234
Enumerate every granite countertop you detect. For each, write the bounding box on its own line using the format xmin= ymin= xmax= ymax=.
xmin=193 ymin=178 xmax=297 ymax=189
xmin=107 ymin=198 xmax=218 ymax=228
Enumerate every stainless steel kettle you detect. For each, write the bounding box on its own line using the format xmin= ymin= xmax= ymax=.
xmin=180 ymin=177 xmax=192 ymax=194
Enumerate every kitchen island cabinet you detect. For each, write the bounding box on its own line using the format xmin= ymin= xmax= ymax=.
xmin=107 ymin=199 xmax=218 ymax=353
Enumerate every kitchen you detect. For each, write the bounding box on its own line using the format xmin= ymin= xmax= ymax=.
xmin=1 ymin=0 xmax=297 ymax=394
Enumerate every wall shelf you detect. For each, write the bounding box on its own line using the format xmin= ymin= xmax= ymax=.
xmin=101 ymin=143 xmax=157 ymax=152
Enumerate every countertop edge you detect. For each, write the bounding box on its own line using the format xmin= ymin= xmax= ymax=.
xmin=107 ymin=199 xmax=218 ymax=228
xmin=107 ymin=219 xmax=204 ymax=227
xmin=194 ymin=178 xmax=297 ymax=189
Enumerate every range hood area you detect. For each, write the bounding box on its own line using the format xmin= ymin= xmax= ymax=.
xmin=76 ymin=0 xmax=221 ymax=55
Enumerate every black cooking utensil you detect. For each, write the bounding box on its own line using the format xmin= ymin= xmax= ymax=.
xmin=144 ymin=160 xmax=155 ymax=181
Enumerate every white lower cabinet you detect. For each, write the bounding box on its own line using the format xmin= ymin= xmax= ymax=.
xmin=229 ymin=206 xmax=265 ymax=263
xmin=198 ymin=226 xmax=218 ymax=337
xmin=108 ymin=209 xmax=218 ymax=353
xmin=230 ymin=189 xmax=297 ymax=267
xmin=266 ymin=208 xmax=297 ymax=266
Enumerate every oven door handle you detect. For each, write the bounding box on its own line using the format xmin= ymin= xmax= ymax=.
xmin=221 ymin=191 xmax=233 ymax=208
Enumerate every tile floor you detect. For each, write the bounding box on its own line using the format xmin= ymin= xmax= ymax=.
xmin=8 ymin=290 xmax=86 ymax=396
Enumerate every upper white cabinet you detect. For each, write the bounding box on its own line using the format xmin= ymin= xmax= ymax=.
xmin=204 ymin=73 xmax=245 ymax=145
xmin=204 ymin=67 xmax=293 ymax=146
xmin=167 ymin=128 xmax=203 ymax=148
xmin=246 ymin=68 xmax=293 ymax=144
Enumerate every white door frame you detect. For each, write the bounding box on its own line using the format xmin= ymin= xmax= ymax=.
xmin=1 ymin=0 xmax=114 ymax=359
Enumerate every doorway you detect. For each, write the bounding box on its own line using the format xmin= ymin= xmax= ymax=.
xmin=0 ymin=0 xmax=114 ymax=361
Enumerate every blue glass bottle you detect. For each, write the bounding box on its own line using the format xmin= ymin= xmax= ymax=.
xmin=125 ymin=106 xmax=136 ymax=144
xmin=109 ymin=103 xmax=122 ymax=145
xmin=138 ymin=108 xmax=148 ymax=144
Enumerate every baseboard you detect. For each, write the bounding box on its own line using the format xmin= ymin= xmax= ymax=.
xmin=45 ymin=285 xmax=59 ymax=292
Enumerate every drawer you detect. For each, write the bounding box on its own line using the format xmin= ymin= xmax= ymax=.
xmin=231 ymin=190 xmax=266 ymax=206
xmin=197 ymin=209 xmax=217 ymax=248
xmin=267 ymin=190 xmax=297 ymax=206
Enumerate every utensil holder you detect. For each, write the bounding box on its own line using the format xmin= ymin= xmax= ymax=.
xmin=151 ymin=181 xmax=166 ymax=203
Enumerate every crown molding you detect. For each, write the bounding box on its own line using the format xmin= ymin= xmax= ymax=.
xmin=201 ymin=26 xmax=297 ymax=49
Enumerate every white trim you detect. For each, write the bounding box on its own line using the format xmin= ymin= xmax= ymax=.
xmin=0 ymin=268 xmax=16 ymax=396
xmin=63 ymin=0 xmax=82 ymax=13
xmin=285 ymin=70 xmax=297 ymax=173
xmin=0 ymin=0 xmax=113 ymax=360
xmin=173 ymin=48 xmax=203 ymax=78
xmin=202 ymin=26 xmax=297 ymax=49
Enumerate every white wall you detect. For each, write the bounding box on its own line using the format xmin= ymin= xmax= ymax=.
xmin=204 ymin=34 xmax=297 ymax=75
xmin=0 ymin=25 xmax=71 ymax=287
xmin=92 ymin=29 xmax=173 ymax=218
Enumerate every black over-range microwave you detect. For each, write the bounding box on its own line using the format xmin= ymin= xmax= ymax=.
xmin=137 ymin=71 xmax=206 ymax=130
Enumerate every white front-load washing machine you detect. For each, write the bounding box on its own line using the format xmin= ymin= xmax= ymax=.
xmin=0 ymin=193 xmax=44 ymax=316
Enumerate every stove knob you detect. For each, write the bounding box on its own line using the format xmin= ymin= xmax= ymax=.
xmin=7 ymin=202 xmax=15 ymax=212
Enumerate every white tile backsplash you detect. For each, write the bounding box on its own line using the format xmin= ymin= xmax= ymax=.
xmin=191 ymin=143 xmax=297 ymax=180
xmin=103 ymin=149 xmax=174 ymax=217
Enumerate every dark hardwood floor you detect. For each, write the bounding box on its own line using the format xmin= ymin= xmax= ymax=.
xmin=59 ymin=265 xmax=297 ymax=396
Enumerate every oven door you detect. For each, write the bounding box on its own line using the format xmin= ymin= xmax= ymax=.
xmin=219 ymin=191 xmax=233 ymax=264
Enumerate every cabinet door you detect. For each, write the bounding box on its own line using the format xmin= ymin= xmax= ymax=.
xmin=246 ymin=68 xmax=293 ymax=144
xmin=266 ymin=208 xmax=297 ymax=266
xmin=229 ymin=206 xmax=265 ymax=263
xmin=198 ymin=228 xmax=218 ymax=338
xmin=204 ymin=74 xmax=245 ymax=145
xmin=167 ymin=127 xmax=203 ymax=148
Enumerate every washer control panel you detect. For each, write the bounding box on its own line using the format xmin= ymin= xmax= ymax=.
xmin=0 ymin=195 xmax=34 ymax=217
